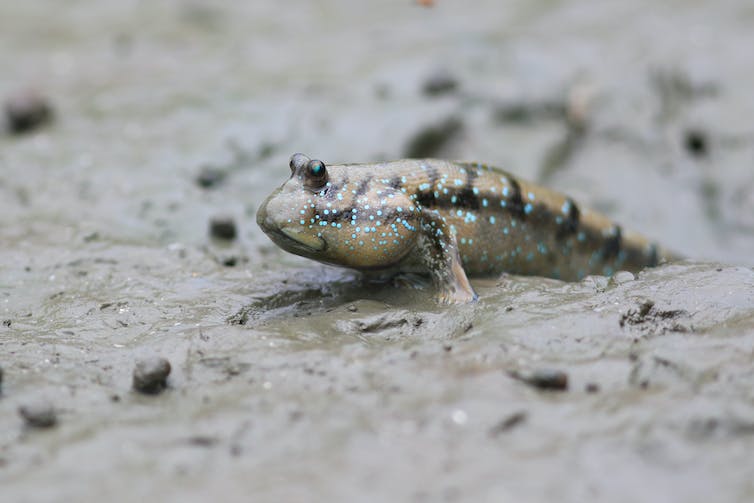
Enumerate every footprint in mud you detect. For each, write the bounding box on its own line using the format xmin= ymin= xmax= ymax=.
xmin=227 ymin=275 xmax=400 ymax=325
xmin=619 ymin=298 xmax=692 ymax=336
xmin=227 ymin=267 xmax=441 ymax=326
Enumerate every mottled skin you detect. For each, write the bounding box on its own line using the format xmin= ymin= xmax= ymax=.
xmin=257 ymin=154 xmax=675 ymax=304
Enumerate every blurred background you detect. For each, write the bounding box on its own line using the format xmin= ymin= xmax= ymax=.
xmin=2 ymin=1 xmax=754 ymax=502
xmin=2 ymin=0 xmax=754 ymax=264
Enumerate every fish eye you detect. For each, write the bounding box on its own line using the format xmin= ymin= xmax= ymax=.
xmin=289 ymin=153 xmax=310 ymax=173
xmin=305 ymin=159 xmax=328 ymax=188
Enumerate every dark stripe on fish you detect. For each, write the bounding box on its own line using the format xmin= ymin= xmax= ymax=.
xmin=647 ymin=243 xmax=658 ymax=267
xmin=455 ymin=168 xmax=480 ymax=210
xmin=556 ymin=197 xmax=580 ymax=240
xmin=602 ymin=225 xmax=622 ymax=259
xmin=354 ymin=177 xmax=371 ymax=197
xmin=326 ymin=173 xmax=350 ymax=197
xmin=507 ymin=177 xmax=526 ymax=218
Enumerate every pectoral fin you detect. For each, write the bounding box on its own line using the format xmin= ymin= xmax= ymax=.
xmin=417 ymin=209 xmax=478 ymax=304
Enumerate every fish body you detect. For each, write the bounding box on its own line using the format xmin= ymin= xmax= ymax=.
xmin=257 ymin=154 xmax=673 ymax=303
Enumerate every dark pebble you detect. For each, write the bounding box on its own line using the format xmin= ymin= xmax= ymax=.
xmin=221 ymin=255 xmax=238 ymax=267
xmin=422 ymin=69 xmax=459 ymax=97
xmin=132 ymin=356 xmax=171 ymax=394
xmin=684 ymin=129 xmax=708 ymax=157
xmin=258 ymin=142 xmax=275 ymax=160
xmin=2 ymin=319 xmax=10 ymax=327
xmin=209 ymin=216 xmax=237 ymax=241
xmin=18 ymin=401 xmax=57 ymax=428
xmin=195 ymin=166 xmax=226 ymax=188
xmin=4 ymin=90 xmax=54 ymax=134
xmin=585 ymin=382 xmax=600 ymax=393
xmin=510 ymin=369 xmax=569 ymax=391
xmin=403 ymin=116 xmax=463 ymax=158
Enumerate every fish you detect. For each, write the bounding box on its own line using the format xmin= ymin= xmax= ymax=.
xmin=256 ymin=153 xmax=677 ymax=303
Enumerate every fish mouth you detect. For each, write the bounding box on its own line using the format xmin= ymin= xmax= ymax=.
xmin=262 ymin=224 xmax=327 ymax=256
xmin=256 ymin=195 xmax=325 ymax=255
xmin=278 ymin=226 xmax=326 ymax=252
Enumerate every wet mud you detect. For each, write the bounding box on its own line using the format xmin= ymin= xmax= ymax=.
xmin=2 ymin=1 xmax=754 ymax=502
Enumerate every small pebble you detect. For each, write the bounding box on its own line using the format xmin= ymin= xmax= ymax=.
xmin=510 ymin=369 xmax=569 ymax=391
xmin=209 ymin=216 xmax=237 ymax=241
xmin=132 ymin=356 xmax=171 ymax=394
xmin=18 ymin=401 xmax=57 ymax=428
xmin=403 ymin=116 xmax=463 ymax=158
xmin=221 ymin=255 xmax=238 ymax=267
xmin=611 ymin=271 xmax=635 ymax=285
xmin=684 ymin=129 xmax=708 ymax=157
xmin=2 ymin=319 xmax=10 ymax=327
xmin=195 ymin=166 xmax=226 ymax=189
xmin=4 ymin=89 xmax=53 ymax=134
xmin=585 ymin=382 xmax=600 ymax=393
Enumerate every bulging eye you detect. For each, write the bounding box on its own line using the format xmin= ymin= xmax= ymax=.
xmin=290 ymin=153 xmax=310 ymax=173
xmin=305 ymin=159 xmax=328 ymax=188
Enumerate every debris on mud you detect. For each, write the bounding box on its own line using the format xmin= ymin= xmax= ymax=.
xmin=2 ymin=319 xmax=10 ymax=327
xmin=650 ymin=67 xmax=718 ymax=123
xmin=209 ymin=216 xmax=237 ymax=241
xmin=493 ymin=99 xmax=566 ymax=124
xmin=132 ymin=357 xmax=172 ymax=394
xmin=339 ymin=311 xmax=424 ymax=337
xmin=184 ymin=435 xmax=220 ymax=447
xmin=509 ymin=369 xmax=569 ymax=391
xmin=3 ymin=89 xmax=54 ymax=134
xmin=422 ymin=69 xmax=459 ymax=97
xmin=628 ymin=354 xmax=715 ymax=390
xmin=489 ymin=411 xmax=527 ymax=437
xmin=199 ymin=357 xmax=251 ymax=379
xmin=686 ymin=415 xmax=754 ymax=440
xmin=18 ymin=401 xmax=57 ymax=428
xmin=619 ymin=298 xmax=692 ymax=335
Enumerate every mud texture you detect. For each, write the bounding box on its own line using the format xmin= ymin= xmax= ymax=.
xmin=2 ymin=1 xmax=754 ymax=502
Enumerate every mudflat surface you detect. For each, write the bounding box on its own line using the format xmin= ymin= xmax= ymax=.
xmin=1 ymin=1 xmax=754 ymax=502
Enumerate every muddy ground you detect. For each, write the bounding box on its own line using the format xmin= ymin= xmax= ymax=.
xmin=2 ymin=1 xmax=754 ymax=502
